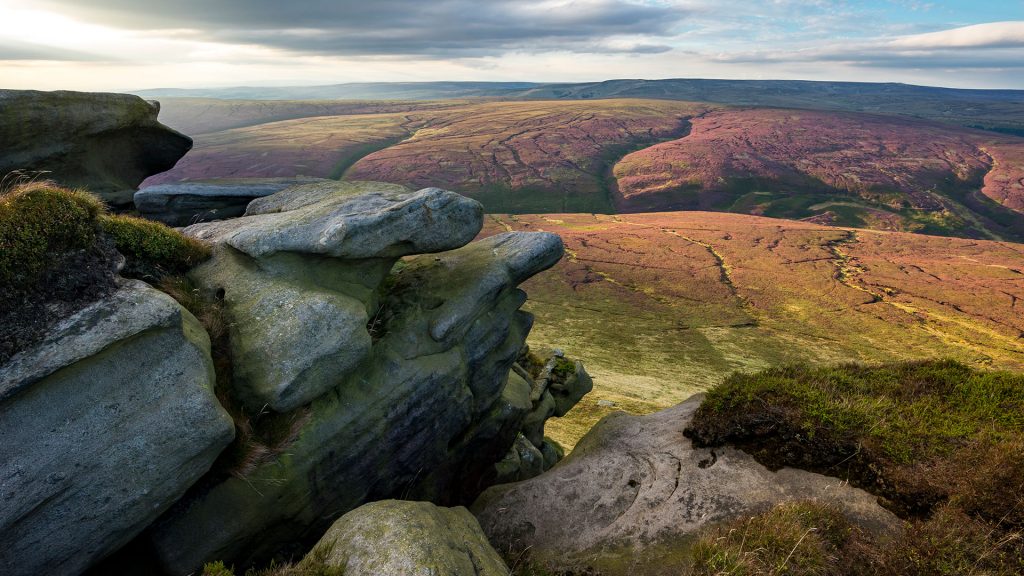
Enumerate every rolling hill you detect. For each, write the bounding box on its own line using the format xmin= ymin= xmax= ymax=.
xmin=479 ymin=212 xmax=1024 ymax=448
xmin=612 ymin=108 xmax=1024 ymax=239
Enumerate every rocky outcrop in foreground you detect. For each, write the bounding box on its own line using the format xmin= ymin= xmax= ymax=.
xmin=141 ymin=180 xmax=578 ymax=573
xmin=304 ymin=500 xmax=509 ymax=575
xmin=0 ymin=175 xmax=585 ymax=576
xmin=0 ymin=90 xmax=191 ymax=207
xmin=0 ymin=281 xmax=234 ymax=576
xmin=473 ymin=394 xmax=900 ymax=575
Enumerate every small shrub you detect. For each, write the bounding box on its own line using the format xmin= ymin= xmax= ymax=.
xmin=100 ymin=214 xmax=210 ymax=280
xmin=553 ymin=357 xmax=576 ymax=379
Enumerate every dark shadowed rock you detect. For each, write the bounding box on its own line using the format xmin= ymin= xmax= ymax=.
xmin=134 ymin=178 xmax=328 ymax=226
xmin=0 ymin=281 xmax=234 ymax=576
xmin=472 ymin=394 xmax=900 ymax=575
xmin=0 ymin=90 xmax=191 ymax=207
xmin=308 ymin=500 xmax=508 ymax=576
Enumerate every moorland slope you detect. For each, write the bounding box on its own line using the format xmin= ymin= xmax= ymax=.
xmin=613 ymin=108 xmax=1024 ymax=239
xmin=479 ymin=212 xmax=1024 ymax=447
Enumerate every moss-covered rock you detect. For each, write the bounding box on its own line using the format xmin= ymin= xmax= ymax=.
xmin=309 ymin=500 xmax=509 ymax=576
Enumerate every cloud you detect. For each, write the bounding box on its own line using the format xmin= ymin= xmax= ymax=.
xmin=888 ymin=21 xmax=1024 ymax=49
xmin=710 ymin=21 xmax=1024 ymax=70
xmin=0 ymin=40 xmax=106 ymax=61
xmin=31 ymin=0 xmax=691 ymax=56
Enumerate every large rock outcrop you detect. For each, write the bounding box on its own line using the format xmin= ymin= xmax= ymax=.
xmin=144 ymin=180 xmax=572 ymax=573
xmin=0 ymin=90 xmax=191 ymax=207
xmin=134 ymin=178 xmax=328 ymax=226
xmin=304 ymin=500 xmax=509 ymax=576
xmin=472 ymin=394 xmax=900 ymax=575
xmin=0 ymin=280 xmax=235 ymax=576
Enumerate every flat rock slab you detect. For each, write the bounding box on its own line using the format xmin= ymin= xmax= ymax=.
xmin=472 ymin=394 xmax=900 ymax=575
xmin=185 ymin=181 xmax=484 ymax=259
xmin=312 ymin=500 xmax=509 ymax=576
xmin=0 ymin=281 xmax=234 ymax=576
xmin=134 ymin=178 xmax=328 ymax=226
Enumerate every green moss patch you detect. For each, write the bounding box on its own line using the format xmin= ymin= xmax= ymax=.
xmin=100 ymin=214 xmax=210 ymax=280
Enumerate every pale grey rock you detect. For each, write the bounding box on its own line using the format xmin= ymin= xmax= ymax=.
xmin=310 ymin=500 xmax=509 ymax=576
xmin=0 ymin=90 xmax=191 ymax=207
xmin=0 ymin=281 xmax=234 ymax=576
xmin=473 ymin=394 xmax=900 ymax=575
xmin=185 ymin=183 xmax=483 ymax=259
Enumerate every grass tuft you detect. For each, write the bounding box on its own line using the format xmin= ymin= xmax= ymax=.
xmin=202 ymin=544 xmax=344 ymax=576
xmin=689 ymin=501 xmax=871 ymax=576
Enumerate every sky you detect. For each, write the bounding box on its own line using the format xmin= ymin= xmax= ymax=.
xmin=0 ymin=0 xmax=1023 ymax=91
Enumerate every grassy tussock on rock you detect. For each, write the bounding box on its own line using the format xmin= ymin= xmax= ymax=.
xmin=685 ymin=359 xmax=1024 ymax=575
xmin=202 ymin=545 xmax=342 ymax=576
xmin=0 ymin=182 xmax=105 ymax=290
xmin=0 ymin=182 xmax=211 ymax=361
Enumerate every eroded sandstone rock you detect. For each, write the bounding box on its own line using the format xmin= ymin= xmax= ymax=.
xmin=134 ymin=179 xmax=328 ymax=226
xmin=147 ymin=182 xmax=569 ymax=573
xmin=183 ymin=181 xmax=485 ymax=412
xmin=0 ymin=90 xmax=192 ymax=207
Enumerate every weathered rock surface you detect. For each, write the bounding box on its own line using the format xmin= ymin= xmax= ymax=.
xmin=134 ymin=178 xmax=327 ymax=226
xmin=147 ymin=182 xmax=569 ymax=573
xmin=308 ymin=500 xmax=508 ymax=576
xmin=472 ymin=394 xmax=900 ymax=575
xmin=0 ymin=90 xmax=192 ymax=207
xmin=0 ymin=281 xmax=235 ymax=576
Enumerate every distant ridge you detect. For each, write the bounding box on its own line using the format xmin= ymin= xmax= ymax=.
xmin=133 ymin=79 xmax=1024 ymax=135
xmin=132 ymin=78 xmax=1024 ymax=103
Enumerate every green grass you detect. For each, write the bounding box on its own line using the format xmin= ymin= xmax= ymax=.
xmin=684 ymin=360 xmax=1024 ymax=575
xmin=100 ymin=214 xmax=211 ymax=280
xmin=689 ymin=360 xmax=1024 ymax=468
xmin=689 ymin=502 xmax=867 ymax=576
xmin=202 ymin=544 xmax=344 ymax=576
xmin=0 ymin=182 xmax=105 ymax=291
